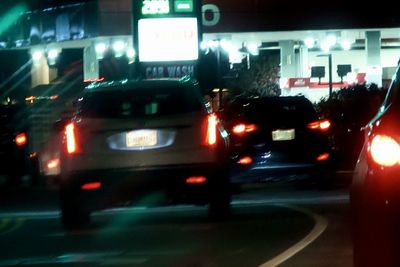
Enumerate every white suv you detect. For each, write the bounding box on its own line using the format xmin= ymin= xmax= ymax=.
xmin=59 ymin=77 xmax=230 ymax=228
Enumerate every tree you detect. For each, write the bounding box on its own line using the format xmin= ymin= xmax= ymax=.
xmin=227 ymin=52 xmax=280 ymax=97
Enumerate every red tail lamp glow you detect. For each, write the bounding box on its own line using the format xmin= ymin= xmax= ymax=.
xmin=186 ymin=176 xmax=207 ymax=184
xmin=81 ymin=182 xmax=102 ymax=190
xmin=370 ymin=135 xmax=400 ymax=167
xmin=308 ymin=119 xmax=331 ymax=132
xmin=206 ymin=114 xmax=218 ymax=146
xmin=15 ymin=133 xmax=27 ymax=146
xmin=232 ymin=123 xmax=258 ymax=136
xmin=65 ymin=123 xmax=79 ymax=154
xmin=47 ymin=158 xmax=60 ymax=170
xmin=316 ymin=152 xmax=330 ymax=162
xmin=238 ymin=156 xmax=253 ymax=165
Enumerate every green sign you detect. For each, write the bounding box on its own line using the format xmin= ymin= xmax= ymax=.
xmin=174 ymin=0 xmax=193 ymax=12
xmin=141 ymin=0 xmax=170 ymax=15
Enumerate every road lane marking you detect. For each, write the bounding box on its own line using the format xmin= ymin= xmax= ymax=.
xmin=259 ymin=204 xmax=328 ymax=267
xmin=0 ymin=193 xmax=348 ymax=220
xmin=0 ymin=252 xmax=148 ymax=266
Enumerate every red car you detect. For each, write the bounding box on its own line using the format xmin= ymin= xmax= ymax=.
xmin=351 ymin=63 xmax=400 ymax=267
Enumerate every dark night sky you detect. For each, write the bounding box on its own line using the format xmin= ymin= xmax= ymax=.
xmin=0 ymin=0 xmax=399 ymax=30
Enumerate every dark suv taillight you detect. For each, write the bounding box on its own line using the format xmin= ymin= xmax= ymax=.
xmin=307 ymin=119 xmax=331 ymax=132
xmin=205 ymin=114 xmax=218 ymax=146
xmin=65 ymin=122 xmax=81 ymax=154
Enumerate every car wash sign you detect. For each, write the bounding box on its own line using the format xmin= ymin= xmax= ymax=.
xmin=132 ymin=0 xmax=201 ymax=79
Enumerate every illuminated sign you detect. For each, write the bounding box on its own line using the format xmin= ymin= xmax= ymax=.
xmin=174 ymin=0 xmax=193 ymax=12
xmin=138 ymin=18 xmax=199 ymax=62
xmin=141 ymin=0 xmax=170 ymax=15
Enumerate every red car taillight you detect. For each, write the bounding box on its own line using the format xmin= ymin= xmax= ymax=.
xmin=15 ymin=132 xmax=27 ymax=146
xmin=307 ymin=119 xmax=331 ymax=132
xmin=205 ymin=114 xmax=218 ymax=146
xmin=65 ymin=122 xmax=80 ymax=154
xmin=232 ymin=123 xmax=258 ymax=136
xmin=369 ymin=134 xmax=400 ymax=167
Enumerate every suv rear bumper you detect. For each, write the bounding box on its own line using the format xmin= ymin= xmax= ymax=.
xmin=59 ymin=163 xmax=229 ymax=211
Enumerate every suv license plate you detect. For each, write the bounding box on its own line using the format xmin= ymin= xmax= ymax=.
xmin=272 ymin=129 xmax=295 ymax=141
xmin=126 ymin=130 xmax=157 ymax=147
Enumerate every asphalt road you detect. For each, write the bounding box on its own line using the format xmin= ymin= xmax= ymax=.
xmin=0 ymin=182 xmax=353 ymax=267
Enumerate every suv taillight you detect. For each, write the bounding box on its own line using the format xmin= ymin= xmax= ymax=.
xmin=307 ymin=119 xmax=331 ymax=132
xmin=232 ymin=123 xmax=258 ymax=136
xmin=206 ymin=114 xmax=218 ymax=146
xmin=369 ymin=134 xmax=400 ymax=167
xmin=15 ymin=132 xmax=27 ymax=146
xmin=65 ymin=122 xmax=80 ymax=154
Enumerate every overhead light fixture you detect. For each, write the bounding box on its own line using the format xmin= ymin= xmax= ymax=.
xmin=304 ymin=37 xmax=315 ymax=49
xmin=247 ymin=43 xmax=259 ymax=55
xmin=341 ymin=40 xmax=352 ymax=51
xmin=47 ymin=49 xmax=60 ymax=66
xmin=32 ymin=50 xmax=44 ymax=64
xmin=112 ymin=40 xmax=126 ymax=57
xmin=95 ymin=42 xmax=107 ymax=59
xmin=320 ymin=41 xmax=331 ymax=53
xmin=127 ymin=48 xmax=136 ymax=63
xmin=326 ymin=35 xmax=337 ymax=47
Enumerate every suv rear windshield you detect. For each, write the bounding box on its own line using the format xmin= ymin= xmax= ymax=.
xmin=228 ymin=97 xmax=318 ymax=124
xmin=80 ymin=86 xmax=203 ymax=118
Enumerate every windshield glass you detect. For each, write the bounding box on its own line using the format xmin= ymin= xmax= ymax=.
xmin=80 ymin=86 xmax=203 ymax=118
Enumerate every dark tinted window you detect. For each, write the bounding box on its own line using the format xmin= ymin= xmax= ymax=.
xmin=228 ymin=97 xmax=318 ymax=124
xmin=80 ymin=85 xmax=203 ymax=118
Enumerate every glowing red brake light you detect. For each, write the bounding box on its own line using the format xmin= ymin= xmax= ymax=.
xmin=370 ymin=135 xmax=400 ymax=167
xmin=15 ymin=132 xmax=27 ymax=146
xmin=307 ymin=119 xmax=331 ymax=132
xmin=81 ymin=182 xmax=102 ymax=190
xmin=232 ymin=123 xmax=258 ymax=136
xmin=65 ymin=123 xmax=80 ymax=154
xmin=186 ymin=176 xmax=207 ymax=184
xmin=206 ymin=114 xmax=218 ymax=146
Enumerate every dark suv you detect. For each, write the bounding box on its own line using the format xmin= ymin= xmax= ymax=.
xmin=223 ymin=96 xmax=334 ymax=185
xmin=59 ymin=78 xmax=231 ymax=228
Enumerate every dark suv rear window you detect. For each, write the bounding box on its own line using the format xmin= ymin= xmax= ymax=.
xmin=80 ymin=86 xmax=203 ymax=118
xmin=228 ymin=97 xmax=318 ymax=125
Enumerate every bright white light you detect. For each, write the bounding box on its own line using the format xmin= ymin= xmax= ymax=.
xmin=320 ymin=41 xmax=331 ymax=53
xmin=95 ymin=43 xmax=107 ymax=54
xmin=200 ymin=41 xmax=208 ymax=50
xmin=127 ymin=48 xmax=135 ymax=59
xmin=32 ymin=51 xmax=43 ymax=62
xmin=304 ymin=37 xmax=315 ymax=49
xmin=247 ymin=43 xmax=259 ymax=55
xmin=138 ymin=18 xmax=199 ymax=62
xmin=326 ymin=35 xmax=337 ymax=46
xmin=113 ymin=41 xmax=126 ymax=53
xmin=47 ymin=49 xmax=59 ymax=60
xmin=219 ymin=39 xmax=232 ymax=52
xmin=207 ymin=40 xmax=219 ymax=48
xmin=341 ymin=40 xmax=352 ymax=50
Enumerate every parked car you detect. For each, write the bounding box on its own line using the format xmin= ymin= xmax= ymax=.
xmin=58 ymin=77 xmax=231 ymax=229
xmin=351 ymin=64 xmax=400 ymax=267
xmin=223 ymin=96 xmax=335 ymax=186
xmin=0 ymin=103 xmax=40 ymax=186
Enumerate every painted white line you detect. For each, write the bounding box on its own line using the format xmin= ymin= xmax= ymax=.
xmin=259 ymin=204 xmax=328 ymax=267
